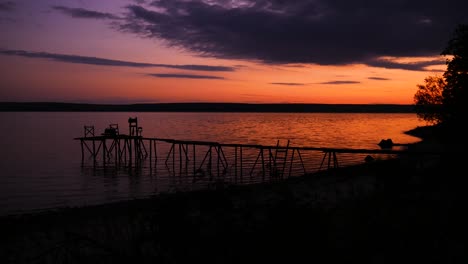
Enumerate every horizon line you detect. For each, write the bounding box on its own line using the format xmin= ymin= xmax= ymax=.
xmin=0 ymin=101 xmax=415 ymax=106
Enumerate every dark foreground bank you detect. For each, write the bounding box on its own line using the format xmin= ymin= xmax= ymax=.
xmin=1 ymin=125 xmax=466 ymax=264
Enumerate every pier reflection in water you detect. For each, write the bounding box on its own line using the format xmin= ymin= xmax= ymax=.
xmin=1 ymin=112 xmax=424 ymax=216
xmin=76 ymin=117 xmax=400 ymax=194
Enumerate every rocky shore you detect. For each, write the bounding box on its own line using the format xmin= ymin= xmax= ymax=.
xmin=1 ymin=125 xmax=465 ymax=264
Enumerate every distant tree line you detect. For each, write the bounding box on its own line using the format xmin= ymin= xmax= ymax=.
xmin=0 ymin=102 xmax=416 ymax=113
xmin=414 ymin=24 xmax=467 ymax=133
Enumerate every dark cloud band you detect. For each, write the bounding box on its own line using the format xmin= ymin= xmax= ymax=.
xmin=318 ymin=81 xmax=360 ymax=85
xmin=120 ymin=0 xmax=466 ymax=68
xmin=270 ymin=83 xmax=305 ymax=86
xmin=368 ymin=77 xmax=391 ymax=81
xmin=0 ymin=49 xmax=235 ymax=72
xmin=0 ymin=1 xmax=14 ymax=11
xmin=52 ymin=6 xmax=121 ymax=20
xmin=365 ymin=58 xmax=445 ymax=71
xmin=148 ymin=73 xmax=224 ymax=79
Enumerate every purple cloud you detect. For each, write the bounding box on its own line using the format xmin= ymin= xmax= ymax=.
xmin=0 ymin=49 xmax=235 ymax=72
xmin=148 ymin=73 xmax=224 ymax=79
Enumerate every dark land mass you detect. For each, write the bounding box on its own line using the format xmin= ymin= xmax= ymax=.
xmin=0 ymin=102 xmax=416 ymax=113
xmin=1 ymin=125 xmax=465 ymax=264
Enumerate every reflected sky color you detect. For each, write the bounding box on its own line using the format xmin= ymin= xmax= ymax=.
xmin=0 ymin=112 xmax=424 ymax=215
xmin=1 ymin=0 xmax=465 ymax=104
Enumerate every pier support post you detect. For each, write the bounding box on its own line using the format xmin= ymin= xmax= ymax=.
xmin=149 ymin=139 xmax=152 ymax=167
xmin=102 ymin=139 xmax=106 ymax=166
xmin=193 ymin=144 xmax=196 ymax=175
xmin=80 ymin=139 xmax=84 ymax=163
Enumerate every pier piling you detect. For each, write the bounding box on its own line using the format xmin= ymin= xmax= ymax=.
xmin=75 ymin=119 xmax=433 ymax=188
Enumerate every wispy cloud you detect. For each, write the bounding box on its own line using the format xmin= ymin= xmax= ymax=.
xmin=318 ymin=81 xmax=360 ymax=85
xmin=0 ymin=49 xmax=235 ymax=72
xmin=148 ymin=73 xmax=224 ymax=79
xmin=368 ymin=77 xmax=391 ymax=81
xmin=270 ymin=82 xmax=305 ymax=86
xmin=272 ymin=80 xmax=362 ymax=85
xmin=0 ymin=1 xmax=14 ymax=12
xmin=365 ymin=58 xmax=445 ymax=71
xmin=52 ymin=6 xmax=121 ymax=20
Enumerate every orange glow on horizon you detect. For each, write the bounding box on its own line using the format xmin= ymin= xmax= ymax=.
xmin=0 ymin=54 xmax=444 ymax=104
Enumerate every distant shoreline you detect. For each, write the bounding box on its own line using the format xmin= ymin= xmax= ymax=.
xmin=0 ymin=102 xmax=416 ymax=113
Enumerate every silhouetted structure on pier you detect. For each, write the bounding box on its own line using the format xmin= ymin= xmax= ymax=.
xmin=75 ymin=118 xmax=442 ymax=186
xmin=76 ymin=117 xmax=147 ymax=167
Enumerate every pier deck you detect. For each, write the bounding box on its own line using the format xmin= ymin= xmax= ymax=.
xmin=75 ymin=118 xmax=442 ymax=188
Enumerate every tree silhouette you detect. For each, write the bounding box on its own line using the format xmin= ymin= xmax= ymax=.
xmin=414 ymin=24 xmax=467 ymax=131
xmin=414 ymin=75 xmax=445 ymax=124
xmin=441 ymin=24 xmax=468 ymax=129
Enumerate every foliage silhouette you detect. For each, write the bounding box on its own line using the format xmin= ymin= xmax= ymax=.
xmin=441 ymin=24 xmax=468 ymax=129
xmin=414 ymin=75 xmax=445 ymax=124
xmin=414 ymin=24 xmax=467 ymax=133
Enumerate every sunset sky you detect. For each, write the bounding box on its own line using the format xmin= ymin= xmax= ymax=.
xmin=1 ymin=0 xmax=466 ymax=104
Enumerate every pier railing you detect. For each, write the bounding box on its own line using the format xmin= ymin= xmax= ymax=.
xmin=74 ymin=134 xmax=440 ymax=188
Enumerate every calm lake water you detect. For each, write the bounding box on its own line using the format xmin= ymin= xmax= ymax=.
xmin=0 ymin=112 xmax=425 ymax=216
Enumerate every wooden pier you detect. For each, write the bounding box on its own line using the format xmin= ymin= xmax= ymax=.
xmin=75 ymin=118 xmax=441 ymax=186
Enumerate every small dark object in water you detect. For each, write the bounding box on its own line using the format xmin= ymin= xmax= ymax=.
xmin=378 ymin=138 xmax=393 ymax=148
xmin=364 ymin=155 xmax=374 ymax=163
